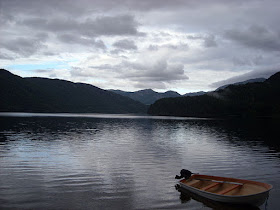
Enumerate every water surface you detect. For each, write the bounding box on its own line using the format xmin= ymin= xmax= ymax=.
xmin=0 ymin=113 xmax=279 ymax=209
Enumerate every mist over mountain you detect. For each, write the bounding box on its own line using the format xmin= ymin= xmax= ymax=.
xmin=0 ymin=69 xmax=147 ymax=114
xmin=184 ymin=91 xmax=207 ymax=97
xmin=215 ymin=78 xmax=266 ymax=91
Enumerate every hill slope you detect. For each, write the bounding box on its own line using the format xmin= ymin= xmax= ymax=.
xmin=0 ymin=69 xmax=147 ymax=114
xmin=148 ymin=72 xmax=280 ymax=118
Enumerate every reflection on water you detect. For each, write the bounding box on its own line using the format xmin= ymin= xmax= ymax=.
xmin=0 ymin=113 xmax=279 ymax=209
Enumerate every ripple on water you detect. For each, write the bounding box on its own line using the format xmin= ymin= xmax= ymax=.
xmin=0 ymin=115 xmax=279 ymax=209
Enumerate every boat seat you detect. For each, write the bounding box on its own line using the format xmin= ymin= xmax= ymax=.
xmin=217 ymin=184 xmax=242 ymax=195
xmin=201 ymin=182 xmax=221 ymax=191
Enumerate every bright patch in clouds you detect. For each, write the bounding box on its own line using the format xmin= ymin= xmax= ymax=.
xmin=7 ymin=61 xmax=69 ymax=71
xmin=1 ymin=0 xmax=280 ymax=94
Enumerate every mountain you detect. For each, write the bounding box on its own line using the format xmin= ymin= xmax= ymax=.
xmin=110 ymin=89 xmax=181 ymax=105
xmin=0 ymin=69 xmax=147 ymax=114
xmin=216 ymin=78 xmax=266 ymax=91
xmin=148 ymin=72 xmax=280 ymax=118
xmin=109 ymin=78 xmax=265 ymax=105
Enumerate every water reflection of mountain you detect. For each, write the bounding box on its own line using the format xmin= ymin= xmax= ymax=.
xmin=1 ymin=115 xmax=279 ymax=152
xmin=190 ymin=118 xmax=280 ymax=153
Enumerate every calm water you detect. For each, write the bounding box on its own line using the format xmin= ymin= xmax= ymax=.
xmin=0 ymin=113 xmax=279 ymax=210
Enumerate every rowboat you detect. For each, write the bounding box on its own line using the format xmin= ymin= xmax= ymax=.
xmin=177 ymin=173 xmax=272 ymax=207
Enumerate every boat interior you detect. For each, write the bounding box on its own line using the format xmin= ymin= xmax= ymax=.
xmin=181 ymin=175 xmax=271 ymax=196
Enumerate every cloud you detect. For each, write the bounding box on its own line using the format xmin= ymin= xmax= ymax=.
xmin=147 ymin=42 xmax=189 ymax=52
xmin=122 ymin=59 xmax=188 ymax=82
xmin=0 ymin=37 xmax=46 ymax=57
xmin=224 ymin=25 xmax=280 ymax=51
xmin=69 ymin=56 xmax=189 ymax=90
xmin=123 ymin=58 xmax=189 ymax=89
xmin=231 ymin=55 xmax=263 ymax=67
xmin=70 ymin=67 xmax=94 ymax=77
xmin=187 ymin=34 xmax=217 ymax=48
xmin=148 ymin=45 xmax=159 ymax=51
xmin=0 ymin=53 xmax=15 ymax=60
xmin=1 ymin=0 xmax=280 ymax=93
xmin=204 ymin=35 xmax=218 ymax=48
xmin=57 ymin=34 xmax=106 ymax=49
xmin=77 ymin=57 xmax=188 ymax=83
xmin=21 ymin=15 xmax=143 ymax=37
xmin=113 ymin=39 xmax=138 ymax=50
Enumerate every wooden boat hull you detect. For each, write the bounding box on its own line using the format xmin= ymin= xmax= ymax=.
xmin=178 ymin=174 xmax=272 ymax=206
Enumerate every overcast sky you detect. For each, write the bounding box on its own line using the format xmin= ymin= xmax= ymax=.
xmin=1 ymin=0 xmax=280 ymax=94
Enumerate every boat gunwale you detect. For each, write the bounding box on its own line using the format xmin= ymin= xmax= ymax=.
xmin=179 ymin=174 xmax=273 ymax=198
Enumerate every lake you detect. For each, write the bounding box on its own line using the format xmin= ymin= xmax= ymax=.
xmin=0 ymin=113 xmax=279 ymax=209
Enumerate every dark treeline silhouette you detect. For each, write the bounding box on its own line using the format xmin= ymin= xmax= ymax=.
xmin=1 ymin=68 xmax=280 ymax=117
xmin=0 ymin=69 xmax=147 ymax=114
xmin=148 ymin=72 xmax=280 ymax=118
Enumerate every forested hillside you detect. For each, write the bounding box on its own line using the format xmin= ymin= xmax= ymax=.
xmin=148 ymin=72 xmax=280 ymax=118
xmin=0 ymin=69 xmax=147 ymax=114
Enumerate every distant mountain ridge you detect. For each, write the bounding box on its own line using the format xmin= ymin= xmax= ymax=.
xmin=109 ymin=89 xmax=181 ymax=105
xmin=1 ymin=68 xmax=273 ymax=116
xmin=110 ymin=78 xmax=266 ymax=104
xmin=0 ymin=69 xmax=147 ymax=114
xmin=148 ymin=72 xmax=280 ymax=118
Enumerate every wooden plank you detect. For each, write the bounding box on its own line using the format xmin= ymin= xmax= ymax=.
xmin=201 ymin=182 xmax=221 ymax=191
xmin=195 ymin=178 xmax=243 ymax=185
xmin=217 ymin=185 xmax=242 ymax=195
xmin=189 ymin=180 xmax=201 ymax=187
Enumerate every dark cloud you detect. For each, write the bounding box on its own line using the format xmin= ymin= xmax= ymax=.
xmin=88 ymin=15 xmax=143 ymax=36
xmin=21 ymin=15 xmax=143 ymax=37
xmin=224 ymin=25 xmax=280 ymax=51
xmin=1 ymin=10 xmax=143 ymax=56
xmin=113 ymin=39 xmax=138 ymax=50
xmin=0 ymin=37 xmax=46 ymax=57
xmin=57 ymin=34 xmax=106 ymax=49
xmin=32 ymin=69 xmax=51 ymax=73
xmin=0 ymin=0 xmax=91 ymax=17
xmin=0 ymin=53 xmax=16 ymax=60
